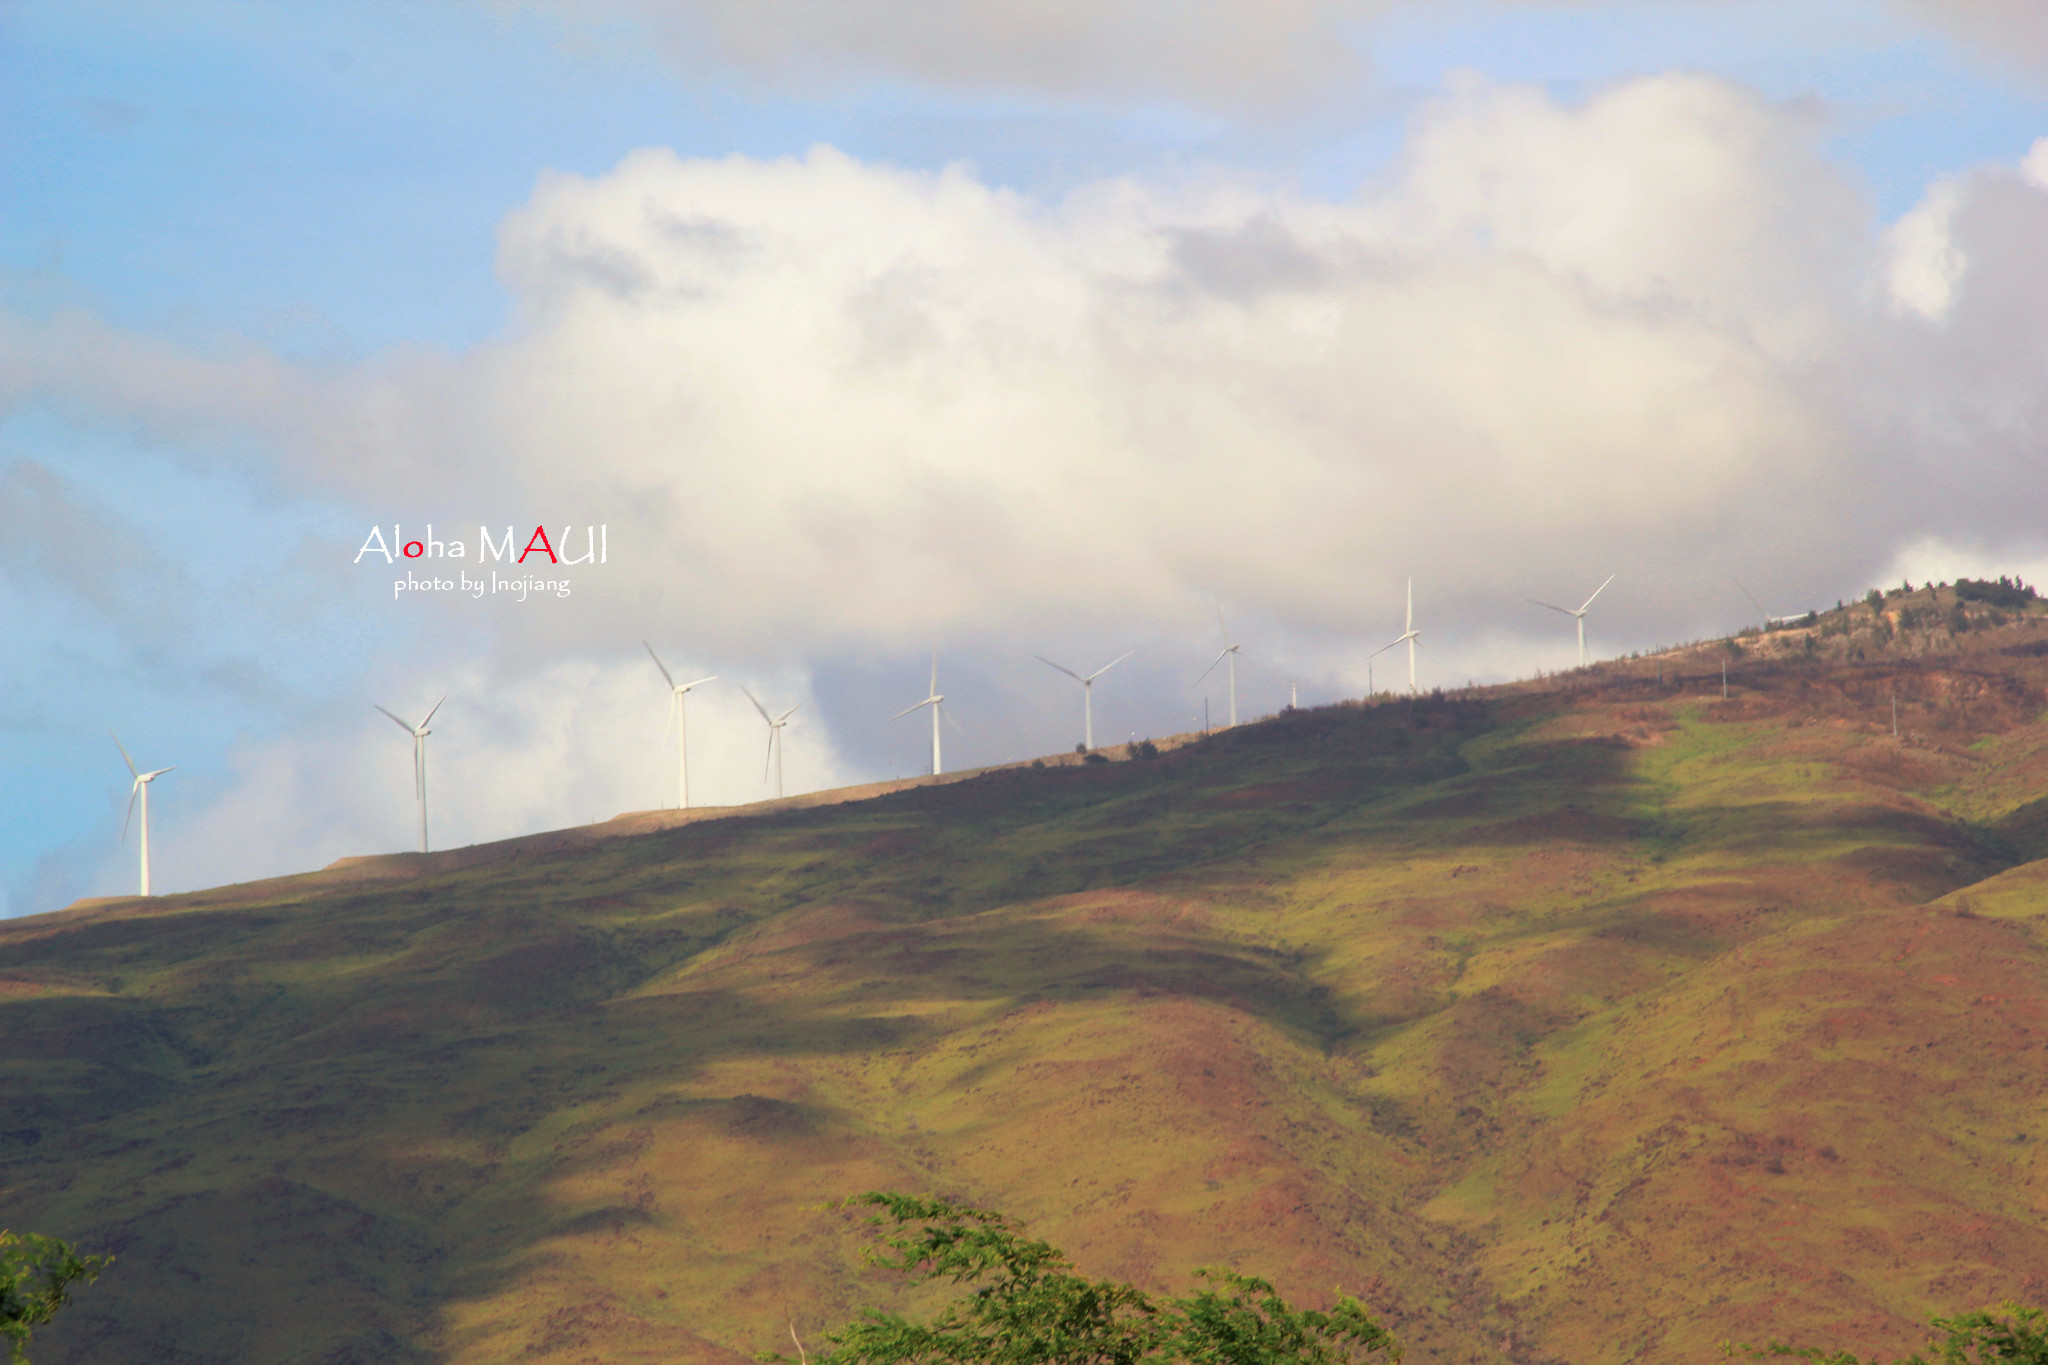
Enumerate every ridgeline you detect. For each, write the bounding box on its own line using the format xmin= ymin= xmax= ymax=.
xmin=6 ymin=581 xmax=2048 ymax=1364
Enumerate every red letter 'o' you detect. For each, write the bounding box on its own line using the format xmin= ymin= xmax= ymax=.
xmin=404 ymin=541 xmax=424 ymax=558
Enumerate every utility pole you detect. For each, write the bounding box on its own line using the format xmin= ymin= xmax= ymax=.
xmin=1892 ymin=685 xmax=1899 ymax=738
xmin=1722 ymin=661 xmax=1728 ymax=699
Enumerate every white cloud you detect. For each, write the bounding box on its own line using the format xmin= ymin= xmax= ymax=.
xmin=1880 ymin=537 xmax=2048 ymax=594
xmin=575 ymin=0 xmax=1382 ymax=109
xmin=2023 ymin=136 xmax=2048 ymax=189
xmin=560 ymin=2 xmax=2048 ymax=109
xmin=1884 ymin=179 xmax=1967 ymax=321
xmin=444 ymin=74 xmax=1863 ymax=661
xmin=16 ymin=71 xmax=2048 ymax=902
xmin=1893 ymin=0 xmax=2048 ymax=87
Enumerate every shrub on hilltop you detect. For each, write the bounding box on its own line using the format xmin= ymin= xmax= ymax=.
xmin=1955 ymin=576 xmax=2038 ymax=610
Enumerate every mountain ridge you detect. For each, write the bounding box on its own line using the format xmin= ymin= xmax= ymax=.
xmin=6 ymin=585 xmax=2048 ymax=1365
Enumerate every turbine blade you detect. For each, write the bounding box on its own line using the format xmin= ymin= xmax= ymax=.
xmin=682 ymin=675 xmax=717 ymax=690
xmin=419 ymin=694 xmax=447 ymax=729
xmin=1086 ymin=650 xmax=1134 ymax=681
xmin=1528 ymin=599 xmax=1576 ymax=617
xmin=1194 ymin=647 xmax=1230 ymax=685
xmin=741 ymin=687 xmax=773 ymax=725
xmin=110 ymin=730 xmax=138 ymax=777
xmin=643 ymin=641 xmax=676 ymax=687
xmin=1216 ymin=600 xmax=1230 ymax=644
xmin=777 ymin=704 xmax=801 ymax=722
xmin=374 ymin=704 xmax=414 ymax=733
xmin=144 ymin=767 xmax=175 ymax=780
xmin=941 ymin=703 xmax=964 ymax=735
xmin=764 ymin=732 xmax=775 ymax=781
xmin=122 ymin=783 xmax=138 ymax=843
xmin=930 ymin=650 xmax=937 ymax=695
xmin=1736 ymin=579 xmax=1768 ymax=619
xmin=1577 ymin=573 xmax=1617 ymax=614
xmin=1035 ymin=655 xmax=1084 ymax=683
xmin=890 ymin=699 xmax=930 ymax=721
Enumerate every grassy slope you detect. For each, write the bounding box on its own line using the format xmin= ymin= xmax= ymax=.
xmin=6 ymin=602 xmax=2048 ymax=1365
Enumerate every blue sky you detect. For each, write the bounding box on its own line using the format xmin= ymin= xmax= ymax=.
xmin=5 ymin=0 xmax=2047 ymax=916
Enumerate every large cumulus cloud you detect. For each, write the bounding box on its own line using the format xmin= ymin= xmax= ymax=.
xmin=12 ymin=73 xmax=2048 ymax=904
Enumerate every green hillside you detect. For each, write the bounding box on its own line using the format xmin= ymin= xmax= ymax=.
xmin=7 ymin=587 xmax=2048 ymax=1365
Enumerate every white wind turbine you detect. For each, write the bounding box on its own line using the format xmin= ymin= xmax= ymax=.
xmin=1370 ymin=578 xmax=1422 ymax=694
xmin=1035 ymin=649 xmax=1132 ymax=751
xmin=1195 ymin=604 xmax=1244 ymax=726
xmin=1737 ymin=580 xmax=1807 ymax=630
xmin=743 ymin=687 xmax=800 ymax=799
xmin=1529 ymin=573 xmax=1615 ymax=669
xmin=891 ymin=651 xmax=951 ymax=776
xmin=644 ymin=642 xmax=716 ymax=810
xmin=111 ymin=733 xmax=173 ymax=897
xmin=375 ymin=696 xmax=445 ymax=853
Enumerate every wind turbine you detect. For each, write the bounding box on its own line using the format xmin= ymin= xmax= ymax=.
xmin=743 ymin=687 xmax=800 ymax=799
xmin=644 ymin=642 xmax=716 ymax=809
xmin=1529 ymin=573 xmax=1615 ymax=668
xmin=111 ymin=733 xmax=173 ymax=897
xmin=1370 ymin=578 xmax=1422 ymax=694
xmin=1737 ymin=580 xmax=1806 ymax=630
xmin=1035 ymin=649 xmax=1132 ymax=750
xmin=1195 ymin=604 xmax=1244 ymax=726
xmin=374 ymin=696 xmax=445 ymax=853
xmin=891 ymin=651 xmax=951 ymax=775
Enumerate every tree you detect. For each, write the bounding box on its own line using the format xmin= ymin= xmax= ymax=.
xmin=775 ymin=1193 xmax=1398 ymax=1365
xmin=1 ymin=1231 xmax=112 ymax=1365
xmin=1729 ymin=1301 xmax=2048 ymax=1365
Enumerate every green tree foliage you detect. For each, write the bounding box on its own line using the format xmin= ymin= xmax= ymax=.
xmin=1730 ymin=1301 xmax=2048 ymax=1365
xmin=1 ymin=1231 xmax=112 ymax=1365
xmin=1954 ymin=577 xmax=2037 ymax=609
xmin=777 ymin=1193 xmax=1398 ymax=1365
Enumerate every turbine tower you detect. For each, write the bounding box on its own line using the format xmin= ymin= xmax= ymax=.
xmin=1370 ymin=578 xmax=1422 ymax=694
xmin=1529 ymin=573 xmax=1615 ymax=668
xmin=375 ymin=696 xmax=445 ymax=853
xmin=1035 ymin=649 xmax=1132 ymax=750
xmin=644 ymin=642 xmax=716 ymax=809
xmin=743 ymin=687 xmax=800 ymax=799
xmin=112 ymin=732 xmax=173 ymax=897
xmin=1195 ymin=604 xmax=1244 ymax=726
xmin=891 ymin=651 xmax=950 ymax=775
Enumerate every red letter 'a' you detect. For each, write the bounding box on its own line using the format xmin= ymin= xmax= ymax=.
xmin=519 ymin=526 xmax=557 ymax=564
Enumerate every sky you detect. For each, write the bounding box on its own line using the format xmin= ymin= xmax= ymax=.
xmin=4 ymin=0 xmax=2047 ymax=916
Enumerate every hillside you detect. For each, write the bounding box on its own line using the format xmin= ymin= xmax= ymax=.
xmin=6 ymin=583 xmax=2048 ymax=1365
